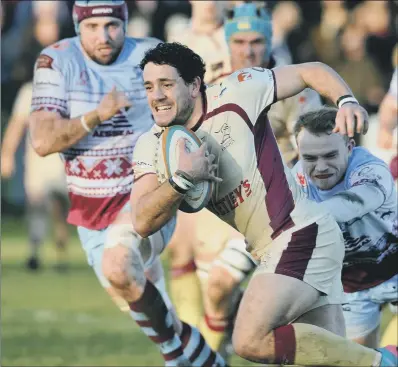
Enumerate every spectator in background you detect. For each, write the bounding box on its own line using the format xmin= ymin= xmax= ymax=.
xmin=357 ymin=1 xmax=396 ymax=88
xmin=169 ymin=0 xmax=231 ymax=84
xmin=378 ymin=55 xmax=398 ymax=151
xmin=335 ymin=23 xmax=385 ymax=114
xmin=1 ymin=81 xmax=69 ymax=271
xmin=127 ymin=0 xmax=158 ymax=38
xmin=271 ymin=1 xmax=301 ymax=65
xmin=11 ymin=1 xmax=62 ymax=85
xmin=1 ymin=0 xmax=33 ymax=118
xmin=310 ymin=0 xmax=348 ymax=68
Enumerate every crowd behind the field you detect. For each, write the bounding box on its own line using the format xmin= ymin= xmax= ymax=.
xmin=1 ymin=0 xmax=397 ymax=209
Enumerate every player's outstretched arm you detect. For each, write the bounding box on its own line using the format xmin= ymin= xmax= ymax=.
xmin=131 ymin=173 xmax=184 ymax=238
xmin=273 ymin=62 xmax=369 ymax=137
xmin=321 ymin=164 xmax=394 ymax=223
xmin=29 ymin=87 xmax=131 ymax=157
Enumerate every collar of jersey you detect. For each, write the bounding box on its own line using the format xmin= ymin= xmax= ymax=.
xmin=78 ymin=38 xmax=131 ymax=69
xmin=191 ymin=91 xmax=208 ymax=132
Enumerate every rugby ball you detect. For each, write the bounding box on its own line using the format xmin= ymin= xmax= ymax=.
xmin=155 ymin=125 xmax=213 ymax=213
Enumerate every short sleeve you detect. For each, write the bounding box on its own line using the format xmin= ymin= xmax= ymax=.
xmin=132 ymin=131 xmax=158 ymax=181
xmin=222 ymin=67 xmax=276 ymax=124
xmin=31 ymin=52 xmax=69 ymax=117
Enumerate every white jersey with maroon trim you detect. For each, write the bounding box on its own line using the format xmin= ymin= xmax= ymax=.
xmin=31 ymin=36 xmax=160 ymax=230
xmin=133 ymin=68 xmax=330 ymax=257
xmin=169 ymin=26 xmax=231 ymax=85
xmin=212 ymin=57 xmax=322 ymax=164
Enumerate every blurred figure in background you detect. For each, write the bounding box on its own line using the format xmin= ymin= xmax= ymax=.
xmin=378 ymin=47 xmax=398 ymax=153
xmin=271 ymin=0 xmax=301 ymax=66
xmin=169 ymin=0 xmax=231 ymax=84
xmin=335 ymin=22 xmax=385 ymax=114
xmin=358 ymin=1 xmax=396 ymax=88
xmin=1 ymin=81 xmax=69 ymax=271
xmin=1 ymin=0 xmax=33 ymax=120
xmin=310 ymin=0 xmax=348 ymax=68
xmin=1 ymin=1 xmax=69 ymax=271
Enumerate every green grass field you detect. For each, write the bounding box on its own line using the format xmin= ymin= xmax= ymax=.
xmin=2 ymin=218 xmax=256 ymax=366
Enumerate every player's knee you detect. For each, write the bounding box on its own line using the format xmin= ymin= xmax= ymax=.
xmin=102 ymin=224 xmax=146 ymax=289
xmin=102 ymin=246 xmax=146 ymax=290
xmin=232 ymin=330 xmax=274 ymax=362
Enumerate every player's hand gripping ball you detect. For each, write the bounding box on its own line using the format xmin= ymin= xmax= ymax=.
xmin=155 ymin=125 xmax=213 ymax=213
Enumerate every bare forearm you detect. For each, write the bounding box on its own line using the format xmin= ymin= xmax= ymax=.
xmin=321 ymin=185 xmax=384 ymax=223
xmin=1 ymin=117 xmax=26 ymax=157
xmin=29 ymin=110 xmax=101 ymax=156
xmin=379 ymin=94 xmax=398 ymax=132
xmin=134 ymin=181 xmax=184 ymax=237
xmin=298 ymin=62 xmax=353 ymax=104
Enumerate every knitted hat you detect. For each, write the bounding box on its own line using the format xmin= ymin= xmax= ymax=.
xmin=224 ymin=3 xmax=273 ymax=60
xmin=73 ymin=0 xmax=128 ymax=34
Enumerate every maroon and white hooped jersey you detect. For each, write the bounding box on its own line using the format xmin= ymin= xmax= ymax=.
xmin=133 ymin=68 xmax=331 ymax=256
xmin=31 ymin=36 xmax=160 ymax=230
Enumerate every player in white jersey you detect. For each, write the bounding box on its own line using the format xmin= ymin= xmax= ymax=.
xmin=165 ymin=0 xmax=233 ymax=328
xmin=130 ymin=42 xmax=397 ymax=365
xmin=292 ymin=106 xmax=398 ymax=348
xmin=29 ymin=2 xmax=226 ymax=366
xmin=183 ymin=4 xmax=323 ymax=353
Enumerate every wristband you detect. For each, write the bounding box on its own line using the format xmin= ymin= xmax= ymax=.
xmin=174 ymin=170 xmax=195 ymax=189
xmin=168 ymin=176 xmax=188 ymax=195
xmin=80 ymin=115 xmax=92 ymax=133
xmin=336 ymin=95 xmax=359 ymax=109
xmin=175 ymin=170 xmax=195 ymax=187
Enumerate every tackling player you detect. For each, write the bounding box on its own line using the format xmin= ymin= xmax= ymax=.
xmin=29 ymin=1 xmax=226 ymax=365
xmin=292 ymin=106 xmax=398 ymax=348
xmin=130 ymin=42 xmax=397 ymax=366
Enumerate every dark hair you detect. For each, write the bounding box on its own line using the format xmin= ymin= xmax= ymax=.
xmin=140 ymin=42 xmax=206 ymax=93
xmin=293 ymin=106 xmax=349 ymax=142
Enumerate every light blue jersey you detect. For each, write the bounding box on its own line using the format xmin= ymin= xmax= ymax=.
xmin=31 ymin=36 xmax=160 ymax=229
xmin=293 ymin=147 xmax=398 ymax=292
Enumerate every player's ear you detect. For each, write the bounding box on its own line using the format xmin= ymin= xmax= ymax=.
xmin=347 ymin=137 xmax=355 ymax=154
xmin=190 ymin=76 xmax=201 ymax=98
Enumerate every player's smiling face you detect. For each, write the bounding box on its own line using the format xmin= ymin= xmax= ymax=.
xmin=143 ymin=63 xmax=199 ymax=127
xmin=297 ymin=129 xmax=354 ymax=190
xmin=80 ymin=17 xmax=124 ymax=65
